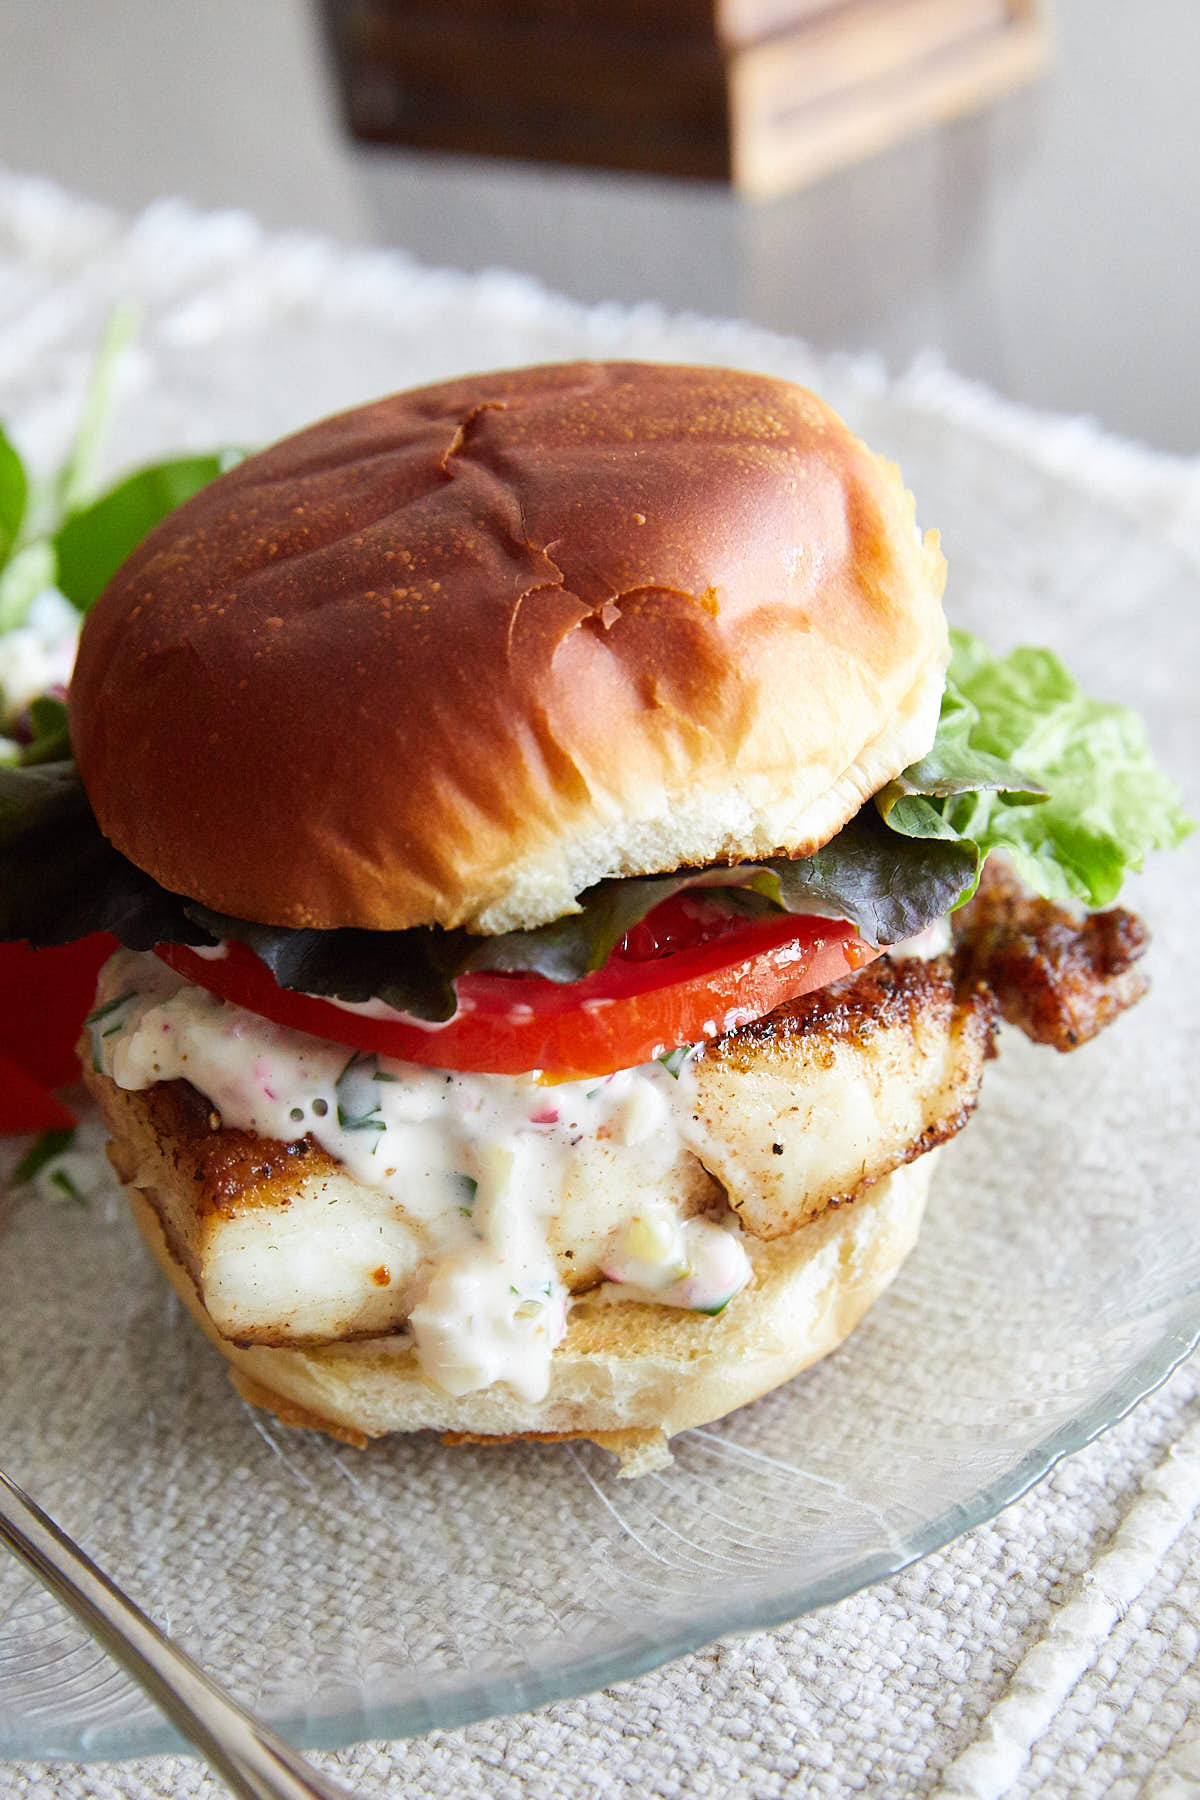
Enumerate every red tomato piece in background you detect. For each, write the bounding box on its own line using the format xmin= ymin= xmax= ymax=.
xmin=0 ymin=1054 xmax=77 ymax=1134
xmin=0 ymin=934 xmax=116 ymax=1094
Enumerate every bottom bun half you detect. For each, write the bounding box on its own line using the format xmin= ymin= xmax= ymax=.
xmin=125 ymin=1150 xmax=938 ymax=1477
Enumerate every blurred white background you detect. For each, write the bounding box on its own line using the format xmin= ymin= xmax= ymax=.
xmin=1 ymin=0 xmax=1197 ymax=452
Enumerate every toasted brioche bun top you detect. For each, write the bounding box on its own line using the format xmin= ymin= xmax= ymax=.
xmin=71 ymin=361 xmax=948 ymax=933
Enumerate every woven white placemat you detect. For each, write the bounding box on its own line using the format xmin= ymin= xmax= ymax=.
xmin=2 ymin=170 xmax=1198 ymax=1799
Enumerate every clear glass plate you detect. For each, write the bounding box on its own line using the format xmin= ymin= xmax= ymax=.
xmin=0 ymin=356 xmax=1196 ymax=1762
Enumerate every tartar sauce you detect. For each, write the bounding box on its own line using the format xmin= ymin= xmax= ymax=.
xmin=91 ymin=950 xmax=751 ymax=1402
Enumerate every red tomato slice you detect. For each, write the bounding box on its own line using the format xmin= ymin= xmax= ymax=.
xmin=156 ymin=911 xmax=878 ymax=1079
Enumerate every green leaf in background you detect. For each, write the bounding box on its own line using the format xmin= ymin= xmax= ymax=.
xmin=0 ymin=540 xmax=56 ymax=634
xmin=53 ymin=302 xmax=139 ymax=518
xmin=53 ymin=454 xmax=230 ymax=611
xmin=19 ymin=693 xmax=72 ymax=765
xmin=13 ymin=1126 xmax=75 ymax=1186
xmin=0 ymin=424 xmax=26 ymax=568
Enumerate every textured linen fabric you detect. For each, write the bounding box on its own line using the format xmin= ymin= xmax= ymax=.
xmin=6 ymin=1367 xmax=1200 ymax=1798
xmin=1 ymin=171 xmax=1199 ymax=1799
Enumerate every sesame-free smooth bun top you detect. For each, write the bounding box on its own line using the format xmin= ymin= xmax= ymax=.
xmin=71 ymin=362 xmax=949 ymax=934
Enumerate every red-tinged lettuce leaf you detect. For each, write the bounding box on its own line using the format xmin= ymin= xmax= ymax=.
xmin=0 ymin=1055 xmax=76 ymax=1136
xmin=0 ymin=757 xmax=979 ymax=1019
xmin=459 ymin=868 xmax=780 ymax=982
xmin=187 ymin=825 xmax=979 ymax=1015
xmin=184 ymin=907 xmax=467 ymax=1022
xmin=0 ymin=760 xmax=215 ymax=951
xmin=762 ymin=810 xmax=981 ymax=945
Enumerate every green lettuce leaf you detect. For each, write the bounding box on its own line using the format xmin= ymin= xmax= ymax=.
xmin=881 ymin=629 xmax=1194 ymax=908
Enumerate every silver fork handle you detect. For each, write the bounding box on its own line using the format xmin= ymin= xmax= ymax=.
xmin=0 ymin=1468 xmax=356 ymax=1800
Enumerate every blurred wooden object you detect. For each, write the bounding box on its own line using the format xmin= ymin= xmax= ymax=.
xmin=321 ymin=0 xmax=1048 ymax=198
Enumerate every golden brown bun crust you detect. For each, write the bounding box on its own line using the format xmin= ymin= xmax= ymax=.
xmin=72 ymin=362 xmax=947 ymax=933
xmin=122 ymin=1153 xmax=937 ymax=1474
